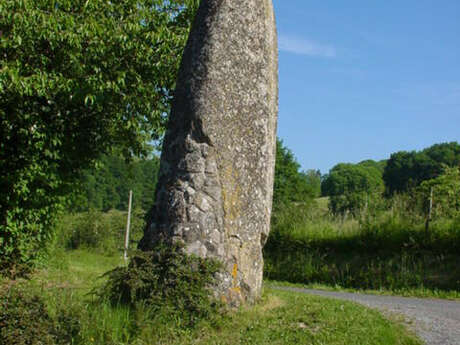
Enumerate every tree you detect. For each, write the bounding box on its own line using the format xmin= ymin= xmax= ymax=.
xmin=73 ymin=155 xmax=160 ymax=212
xmin=0 ymin=0 xmax=199 ymax=271
xmin=322 ymin=163 xmax=384 ymax=215
xmin=358 ymin=159 xmax=387 ymax=173
xmin=304 ymin=169 xmax=322 ymax=198
xmin=273 ymin=139 xmax=315 ymax=209
xmin=383 ymin=142 xmax=460 ymax=194
xmin=418 ymin=166 xmax=460 ymax=219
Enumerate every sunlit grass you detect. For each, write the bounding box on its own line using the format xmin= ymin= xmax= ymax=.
xmin=2 ymin=249 xmax=422 ymax=345
xmin=265 ymin=202 xmax=460 ymax=296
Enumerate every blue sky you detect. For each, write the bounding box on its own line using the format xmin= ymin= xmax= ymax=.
xmin=273 ymin=0 xmax=460 ymax=174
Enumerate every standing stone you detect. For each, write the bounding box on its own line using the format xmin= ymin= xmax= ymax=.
xmin=140 ymin=0 xmax=278 ymax=304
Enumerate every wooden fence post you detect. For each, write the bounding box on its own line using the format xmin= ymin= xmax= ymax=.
xmin=425 ymin=187 xmax=433 ymax=236
xmin=124 ymin=190 xmax=133 ymax=263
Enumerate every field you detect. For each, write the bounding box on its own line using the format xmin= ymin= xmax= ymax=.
xmin=1 ymin=248 xmax=421 ymax=345
xmin=264 ymin=198 xmax=460 ymax=298
xmin=2 ymin=199 xmax=459 ymax=344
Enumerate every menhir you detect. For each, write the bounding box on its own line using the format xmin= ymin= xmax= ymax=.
xmin=140 ymin=0 xmax=278 ymax=305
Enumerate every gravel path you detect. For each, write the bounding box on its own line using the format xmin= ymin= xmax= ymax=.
xmin=274 ymin=286 xmax=460 ymax=345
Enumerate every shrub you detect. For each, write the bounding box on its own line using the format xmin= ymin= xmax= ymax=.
xmin=0 ymin=285 xmax=79 ymax=345
xmin=0 ymin=201 xmax=63 ymax=278
xmin=54 ymin=209 xmax=145 ymax=255
xmin=98 ymin=242 xmax=223 ymax=327
xmin=322 ymin=162 xmax=384 ymax=216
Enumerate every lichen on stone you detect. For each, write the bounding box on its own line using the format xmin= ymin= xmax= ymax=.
xmin=140 ymin=0 xmax=278 ymax=305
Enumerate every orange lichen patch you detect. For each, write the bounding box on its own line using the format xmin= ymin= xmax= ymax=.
xmin=232 ymin=263 xmax=238 ymax=279
xmin=231 ymin=286 xmax=241 ymax=293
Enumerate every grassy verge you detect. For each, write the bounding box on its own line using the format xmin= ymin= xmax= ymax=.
xmin=1 ymin=249 xmax=421 ymax=345
xmin=265 ymin=280 xmax=460 ymax=300
xmin=182 ymin=289 xmax=421 ymax=345
xmin=32 ymin=248 xmax=125 ymax=294
xmin=264 ymin=203 xmax=460 ymax=296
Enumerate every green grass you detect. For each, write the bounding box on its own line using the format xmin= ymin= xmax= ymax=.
xmin=32 ymin=248 xmax=125 ymax=295
xmin=265 ymin=280 xmax=460 ymax=300
xmin=1 ymin=249 xmax=422 ymax=345
xmin=264 ymin=203 xmax=460 ymax=296
xmin=161 ymin=288 xmax=421 ymax=345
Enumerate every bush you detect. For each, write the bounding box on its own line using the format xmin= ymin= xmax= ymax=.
xmin=54 ymin=209 xmax=145 ymax=255
xmin=322 ymin=162 xmax=384 ymax=216
xmin=0 ymin=285 xmax=79 ymax=345
xmin=0 ymin=201 xmax=64 ymax=278
xmin=98 ymin=242 xmax=223 ymax=327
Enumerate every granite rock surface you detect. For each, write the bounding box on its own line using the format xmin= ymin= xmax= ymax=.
xmin=140 ymin=0 xmax=278 ymax=304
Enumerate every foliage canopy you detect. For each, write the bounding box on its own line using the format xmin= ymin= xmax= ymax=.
xmin=0 ymin=0 xmax=198 ymax=272
xmin=273 ymin=139 xmax=319 ymax=209
xmin=418 ymin=166 xmax=460 ymax=219
xmin=72 ymin=155 xmax=160 ymax=212
xmin=322 ymin=161 xmax=384 ymax=215
xmin=383 ymin=142 xmax=460 ymax=194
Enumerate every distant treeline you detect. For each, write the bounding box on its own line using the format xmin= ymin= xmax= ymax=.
xmin=73 ymin=139 xmax=322 ymax=212
xmin=383 ymin=142 xmax=460 ymax=194
xmin=321 ymin=141 xmax=460 ymax=215
xmin=72 ymin=155 xmax=160 ymax=212
xmin=74 ymin=141 xmax=460 ymax=215
xmin=266 ymin=142 xmax=460 ymax=293
xmin=275 ymin=140 xmax=460 ymax=215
